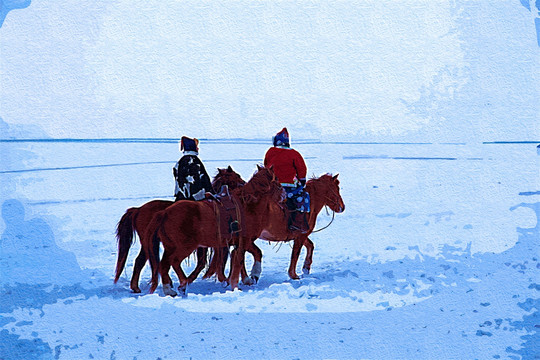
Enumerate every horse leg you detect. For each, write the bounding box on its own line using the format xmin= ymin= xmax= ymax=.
xmin=130 ymin=248 xmax=147 ymax=293
xmin=229 ymin=239 xmax=246 ymax=290
xmin=187 ymin=247 xmax=207 ymax=283
xmin=202 ymin=248 xmax=216 ymax=279
xmin=221 ymin=245 xmax=238 ymax=285
xmin=288 ymin=237 xmax=304 ymax=280
xmin=202 ymin=246 xmax=227 ymax=281
xmin=243 ymin=240 xmax=262 ymax=285
xmin=302 ymin=237 xmax=314 ymax=275
xmin=240 ymin=247 xmax=250 ymax=285
xmin=171 ymin=247 xmax=196 ymax=297
xmin=160 ymin=249 xmax=177 ymax=297
xmin=171 ymin=262 xmax=189 ymax=298
xmin=215 ymin=246 xmax=229 ymax=283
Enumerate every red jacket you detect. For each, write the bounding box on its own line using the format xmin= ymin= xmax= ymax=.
xmin=264 ymin=147 xmax=307 ymax=186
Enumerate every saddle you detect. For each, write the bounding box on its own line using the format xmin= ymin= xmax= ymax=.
xmin=205 ymin=185 xmax=243 ymax=240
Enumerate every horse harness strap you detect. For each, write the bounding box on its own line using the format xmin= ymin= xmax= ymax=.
xmin=205 ymin=187 xmax=243 ymax=242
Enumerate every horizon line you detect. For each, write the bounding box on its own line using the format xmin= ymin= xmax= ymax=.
xmin=1 ymin=138 xmax=538 ymax=145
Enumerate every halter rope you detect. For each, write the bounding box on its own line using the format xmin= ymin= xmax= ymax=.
xmin=311 ymin=206 xmax=336 ymax=233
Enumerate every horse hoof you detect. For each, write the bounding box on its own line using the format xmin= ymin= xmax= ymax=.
xmin=302 ymin=267 xmax=310 ymax=275
xmin=131 ymin=288 xmax=141 ymax=294
xmin=220 ymin=281 xmax=229 ymax=288
xmin=163 ymin=284 xmax=178 ymax=297
xmin=242 ymin=276 xmax=254 ymax=286
xmin=251 ymin=275 xmax=259 ymax=284
xmin=178 ymin=285 xmax=187 ymax=298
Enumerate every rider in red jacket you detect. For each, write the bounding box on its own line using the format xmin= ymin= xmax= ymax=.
xmin=264 ymin=128 xmax=309 ymax=232
xmin=264 ymin=128 xmax=307 ymax=188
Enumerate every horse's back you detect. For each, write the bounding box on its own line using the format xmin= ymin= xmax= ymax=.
xmin=136 ymin=199 xmax=173 ymax=231
xmin=163 ymin=200 xmax=223 ymax=248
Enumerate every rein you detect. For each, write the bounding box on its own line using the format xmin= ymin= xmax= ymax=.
xmin=309 ymin=183 xmax=341 ymax=233
xmin=311 ymin=206 xmax=335 ymax=233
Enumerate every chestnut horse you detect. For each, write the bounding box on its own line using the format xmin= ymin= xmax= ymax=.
xmin=144 ymin=166 xmax=284 ymax=295
xmin=259 ymin=174 xmax=345 ymax=279
xmin=203 ymin=174 xmax=345 ymax=282
xmin=114 ymin=166 xmax=245 ymax=293
xmin=205 ymin=174 xmax=345 ymax=282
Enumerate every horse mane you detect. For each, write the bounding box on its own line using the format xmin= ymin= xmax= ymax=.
xmin=232 ymin=167 xmax=273 ymax=206
xmin=211 ymin=167 xmax=246 ymax=192
xmin=308 ymin=173 xmax=334 ymax=181
xmin=307 ymin=173 xmax=334 ymax=188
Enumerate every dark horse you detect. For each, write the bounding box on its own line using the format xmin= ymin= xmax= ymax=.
xmin=114 ymin=166 xmax=245 ymax=293
xmin=144 ymin=166 xmax=285 ymax=295
xmin=205 ymin=173 xmax=345 ymax=281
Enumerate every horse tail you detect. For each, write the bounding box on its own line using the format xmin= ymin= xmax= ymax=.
xmin=146 ymin=211 xmax=168 ymax=294
xmin=114 ymin=207 xmax=138 ymax=283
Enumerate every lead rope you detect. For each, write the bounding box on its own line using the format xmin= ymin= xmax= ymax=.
xmin=310 ymin=206 xmax=335 ymax=233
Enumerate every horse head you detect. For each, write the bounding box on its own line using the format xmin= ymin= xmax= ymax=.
xmin=212 ymin=165 xmax=246 ymax=193
xmin=241 ymin=165 xmax=285 ymax=205
xmin=320 ymin=174 xmax=345 ymax=213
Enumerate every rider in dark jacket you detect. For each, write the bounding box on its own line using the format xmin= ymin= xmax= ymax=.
xmin=173 ymin=136 xmax=213 ymax=202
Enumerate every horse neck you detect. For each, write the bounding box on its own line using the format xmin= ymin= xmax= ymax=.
xmin=232 ymin=182 xmax=269 ymax=214
xmin=306 ymin=180 xmax=327 ymax=217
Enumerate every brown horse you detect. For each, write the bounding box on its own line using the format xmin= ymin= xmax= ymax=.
xmin=259 ymin=174 xmax=345 ymax=279
xmin=203 ymin=174 xmax=345 ymax=283
xmin=114 ymin=166 xmax=245 ymax=293
xmin=144 ymin=166 xmax=284 ymax=295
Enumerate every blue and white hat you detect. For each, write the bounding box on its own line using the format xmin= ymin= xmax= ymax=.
xmin=273 ymin=127 xmax=290 ymax=147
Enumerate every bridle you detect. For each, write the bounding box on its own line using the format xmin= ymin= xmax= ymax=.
xmin=325 ymin=185 xmax=343 ymax=213
xmin=311 ymin=206 xmax=335 ymax=233
xmin=311 ymin=183 xmax=342 ymax=233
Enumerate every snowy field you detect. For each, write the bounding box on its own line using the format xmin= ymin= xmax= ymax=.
xmin=1 ymin=0 xmax=539 ymax=358
xmin=1 ymin=139 xmax=538 ymax=359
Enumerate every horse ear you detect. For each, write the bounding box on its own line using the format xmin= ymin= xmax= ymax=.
xmin=333 ymin=174 xmax=339 ymax=181
xmin=257 ymin=164 xmax=263 ymax=171
xmin=227 ymin=165 xmax=233 ymax=172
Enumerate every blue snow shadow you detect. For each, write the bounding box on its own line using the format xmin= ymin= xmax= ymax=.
xmin=0 ymin=198 xmax=131 ymax=312
xmin=0 ymin=199 xmax=83 ymax=287
xmin=0 ymin=279 xmax=135 ymax=360
xmin=0 ymin=0 xmax=31 ymax=28
xmin=0 ymin=199 xmax=118 ymax=360
xmin=166 ymin=200 xmax=540 ymax=357
xmin=504 ymin=202 xmax=540 ymax=359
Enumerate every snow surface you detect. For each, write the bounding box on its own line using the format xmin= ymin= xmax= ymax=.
xmin=1 ymin=128 xmax=539 ymax=359
xmin=1 ymin=0 xmax=539 ymax=359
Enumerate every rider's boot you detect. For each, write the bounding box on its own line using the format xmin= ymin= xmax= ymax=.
xmin=289 ymin=212 xmax=309 ymax=233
